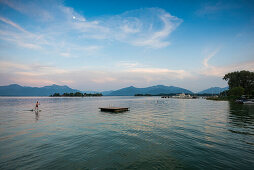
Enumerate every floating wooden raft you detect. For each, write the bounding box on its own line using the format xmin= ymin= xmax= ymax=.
xmin=99 ymin=107 xmax=129 ymax=112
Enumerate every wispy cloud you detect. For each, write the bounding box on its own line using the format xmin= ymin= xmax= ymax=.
xmin=0 ymin=0 xmax=53 ymax=21
xmin=0 ymin=60 xmax=192 ymax=90
xmin=0 ymin=16 xmax=28 ymax=33
xmin=2 ymin=0 xmax=251 ymax=92
xmin=0 ymin=29 xmax=43 ymax=49
xmin=129 ymin=11 xmax=181 ymax=48
xmin=0 ymin=0 xmax=182 ymax=53
xmin=128 ymin=68 xmax=188 ymax=78
xmin=0 ymin=61 xmax=71 ymax=86
xmin=4 ymin=58 xmax=247 ymax=91
xmin=0 ymin=61 xmax=67 ymax=75
xmin=115 ymin=61 xmax=142 ymax=68
xmin=0 ymin=15 xmax=50 ymax=49
xmin=200 ymin=47 xmax=254 ymax=77
xmin=196 ymin=1 xmax=240 ymax=16
xmin=202 ymin=47 xmax=221 ymax=67
xmin=115 ymin=61 xmax=190 ymax=79
xmin=201 ymin=60 xmax=254 ymax=77
xmin=65 ymin=7 xmax=182 ymax=48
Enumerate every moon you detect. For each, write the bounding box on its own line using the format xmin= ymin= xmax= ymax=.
xmin=72 ymin=16 xmax=76 ymax=19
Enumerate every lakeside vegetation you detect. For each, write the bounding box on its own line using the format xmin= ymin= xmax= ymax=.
xmin=208 ymin=70 xmax=254 ymax=101
xmin=134 ymin=94 xmax=152 ymax=96
xmin=50 ymin=92 xmax=102 ymax=97
xmin=135 ymin=93 xmax=197 ymax=96
xmin=134 ymin=70 xmax=253 ymax=101
xmin=134 ymin=93 xmax=221 ymax=97
xmin=48 ymin=70 xmax=253 ymax=100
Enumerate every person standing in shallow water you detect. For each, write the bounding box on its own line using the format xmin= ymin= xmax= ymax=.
xmin=35 ymin=101 xmax=40 ymax=111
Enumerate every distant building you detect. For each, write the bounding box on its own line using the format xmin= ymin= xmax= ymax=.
xmin=172 ymin=93 xmax=192 ymax=99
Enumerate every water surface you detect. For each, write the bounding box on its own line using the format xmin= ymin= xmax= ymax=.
xmin=0 ymin=96 xmax=253 ymax=169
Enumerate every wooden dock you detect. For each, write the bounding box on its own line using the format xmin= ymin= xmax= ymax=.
xmin=99 ymin=107 xmax=129 ymax=112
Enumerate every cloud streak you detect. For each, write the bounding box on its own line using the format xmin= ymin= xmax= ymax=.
xmin=0 ymin=16 xmax=28 ymax=33
xmin=196 ymin=1 xmax=240 ymax=16
xmin=0 ymin=0 xmax=53 ymax=21
xmin=0 ymin=60 xmax=191 ymax=90
xmin=200 ymin=47 xmax=254 ymax=77
xmin=1 ymin=59 xmax=253 ymax=91
xmin=201 ymin=60 xmax=254 ymax=77
xmin=202 ymin=47 xmax=220 ymax=67
xmin=0 ymin=0 xmax=182 ymax=52
xmin=1 ymin=0 xmax=252 ymax=92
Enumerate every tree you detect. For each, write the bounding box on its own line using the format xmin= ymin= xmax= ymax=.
xmin=63 ymin=93 xmax=69 ymax=96
xmin=53 ymin=93 xmax=60 ymax=96
xmin=228 ymin=87 xmax=244 ymax=97
xmin=74 ymin=92 xmax=83 ymax=96
xmin=223 ymin=70 xmax=254 ymax=95
xmin=220 ymin=90 xmax=229 ymax=97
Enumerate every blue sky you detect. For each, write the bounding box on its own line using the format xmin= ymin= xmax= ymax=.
xmin=0 ymin=0 xmax=254 ymax=92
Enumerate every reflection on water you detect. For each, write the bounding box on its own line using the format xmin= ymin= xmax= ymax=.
xmin=229 ymin=102 xmax=254 ymax=126
xmin=0 ymin=97 xmax=253 ymax=169
xmin=227 ymin=102 xmax=254 ymax=147
xmin=35 ymin=111 xmax=39 ymax=121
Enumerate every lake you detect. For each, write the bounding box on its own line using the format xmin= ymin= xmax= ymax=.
xmin=0 ymin=96 xmax=253 ymax=169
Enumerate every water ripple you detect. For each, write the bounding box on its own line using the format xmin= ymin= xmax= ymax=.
xmin=0 ymin=97 xmax=253 ymax=169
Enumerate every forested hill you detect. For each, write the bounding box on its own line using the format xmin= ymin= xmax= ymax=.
xmin=108 ymin=85 xmax=193 ymax=96
xmin=198 ymin=87 xmax=228 ymax=94
xmin=0 ymin=84 xmax=80 ymax=96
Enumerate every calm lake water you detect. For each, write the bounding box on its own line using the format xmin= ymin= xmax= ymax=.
xmin=0 ymin=96 xmax=253 ymax=169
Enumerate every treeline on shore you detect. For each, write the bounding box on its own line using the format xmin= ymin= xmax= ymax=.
xmin=134 ymin=94 xmax=152 ymax=96
xmin=134 ymin=93 xmax=216 ymax=97
xmin=135 ymin=70 xmax=254 ymax=101
xmin=207 ymin=70 xmax=254 ymax=101
xmin=50 ymin=92 xmax=102 ymax=97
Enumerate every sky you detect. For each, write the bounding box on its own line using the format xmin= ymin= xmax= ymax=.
xmin=0 ymin=0 xmax=254 ymax=92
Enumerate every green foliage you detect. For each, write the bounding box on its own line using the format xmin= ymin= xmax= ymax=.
xmin=74 ymin=92 xmax=83 ymax=96
xmin=84 ymin=93 xmax=102 ymax=96
xmin=52 ymin=93 xmax=60 ymax=96
xmin=135 ymin=94 xmax=152 ymax=96
xmin=135 ymin=94 xmax=143 ymax=96
xmin=219 ymin=90 xmax=229 ymax=97
xmin=62 ymin=93 xmax=69 ymax=96
xmin=206 ymin=95 xmax=237 ymax=101
xmin=228 ymin=87 xmax=244 ymax=97
xmin=223 ymin=70 xmax=254 ymax=95
xmin=51 ymin=92 xmax=102 ymax=97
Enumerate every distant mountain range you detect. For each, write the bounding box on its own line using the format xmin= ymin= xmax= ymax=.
xmin=101 ymin=90 xmax=114 ymax=96
xmin=108 ymin=85 xmax=193 ymax=96
xmin=198 ymin=87 xmax=228 ymax=94
xmin=0 ymin=84 xmax=228 ymax=96
xmin=0 ymin=84 xmax=80 ymax=96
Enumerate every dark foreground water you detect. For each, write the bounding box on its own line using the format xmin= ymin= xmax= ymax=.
xmin=0 ymin=96 xmax=253 ymax=169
